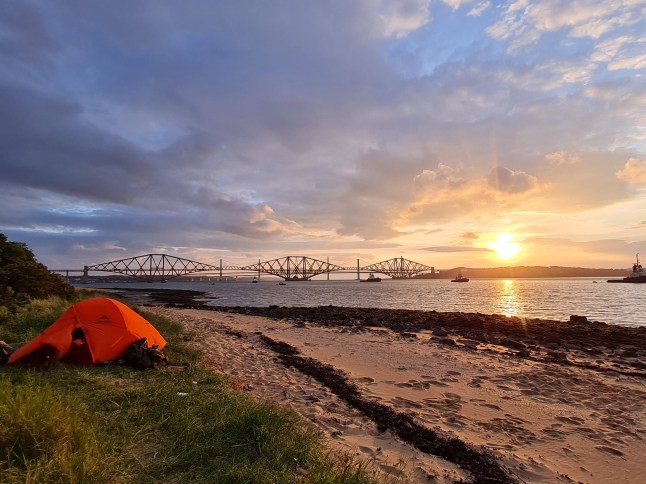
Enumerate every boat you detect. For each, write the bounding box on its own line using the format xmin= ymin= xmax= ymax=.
xmin=607 ymin=254 xmax=646 ymax=283
xmin=450 ymin=271 xmax=469 ymax=282
xmin=278 ymin=282 xmax=286 ymax=285
xmin=252 ymin=277 xmax=259 ymax=283
xmin=361 ymin=273 xmax=382 ymax=282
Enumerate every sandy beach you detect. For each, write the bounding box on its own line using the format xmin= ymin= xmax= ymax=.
xmin=138 ymin=300 xmax=645 ymax=484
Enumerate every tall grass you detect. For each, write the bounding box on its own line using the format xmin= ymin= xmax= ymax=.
xmin=0 ymin=378 xmax=121 ymax=483
xmin=0 ymin=296 xmax=71 ymax=347
xmin=0 ymin=294 xmax=374 ymax=483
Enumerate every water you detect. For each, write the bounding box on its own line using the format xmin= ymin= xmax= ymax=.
xmin=86 ymin=277 xmax=646 ymax=328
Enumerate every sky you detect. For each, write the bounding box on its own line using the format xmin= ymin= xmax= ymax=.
xmin=1 ymin=0 xmax=645 ymax=272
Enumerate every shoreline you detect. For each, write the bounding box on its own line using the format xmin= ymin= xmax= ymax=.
xmin=100 ymin=288 xmax=646 ymax=483
xmin=139 ymin=303 xmax=646 ymax=483
xmin=90 ymin=290 xmax=646 ymax=483
xmin=107 ymin=287 xmax=646 ymax=379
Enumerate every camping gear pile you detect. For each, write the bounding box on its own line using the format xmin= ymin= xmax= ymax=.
xmin=2 ymin=298 xmax=168 ymax=369
xmin=0 ymin=341 xmax=13 ymax=365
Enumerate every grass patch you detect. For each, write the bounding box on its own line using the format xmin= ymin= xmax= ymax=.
xmin=1 ymin=294 xmax=374 ymax=483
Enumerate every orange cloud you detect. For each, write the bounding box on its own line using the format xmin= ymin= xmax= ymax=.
xmin=616 ymin=158 xmax=646 ymax=185
xmin=487 ymin=166 xmax=540 ymax=194
xmin=546 ymin=150 xmax=582 ymax=165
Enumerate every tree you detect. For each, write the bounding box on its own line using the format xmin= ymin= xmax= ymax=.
xmin=0 ymin=234 xmax=74 ymax=310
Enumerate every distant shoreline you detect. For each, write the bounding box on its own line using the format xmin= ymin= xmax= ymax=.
xmin=415 ymin=265 xmax=628 ymax=279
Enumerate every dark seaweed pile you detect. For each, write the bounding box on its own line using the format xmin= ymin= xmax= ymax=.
xmin=261 ymin=334 xmax=517 ymax=483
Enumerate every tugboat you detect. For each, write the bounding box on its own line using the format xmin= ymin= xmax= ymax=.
xmin=607 ymin=254 xmax=646 ymax=283
xmin=361 ymin=273 xmax=382 ymax=282
xmin=450 ymin=270 xmax=469 ymax=282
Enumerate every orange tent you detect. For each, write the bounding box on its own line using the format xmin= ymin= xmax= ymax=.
xmin=8 ymin=298 xmax=166 ymax=366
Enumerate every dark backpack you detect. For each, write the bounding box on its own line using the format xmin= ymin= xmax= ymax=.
xmin=0 ymin=341 xmax=13 ymax=365
xmin=122 ymin=337 xmax=168 ymax=369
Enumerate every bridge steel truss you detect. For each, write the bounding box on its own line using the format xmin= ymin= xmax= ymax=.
xmin=361 ymin=257 xmax=434 ymax=279
xmin=85 ymin=254 xmax=236 ymax=282
xmin=81 ymin=254 xmax=434 ymax=281
xmin=241 ymin=256 xmax=345 ymax=281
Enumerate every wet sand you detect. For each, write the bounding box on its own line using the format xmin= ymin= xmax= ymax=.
xmin=113 ymin=290 xmax=646 ymax=483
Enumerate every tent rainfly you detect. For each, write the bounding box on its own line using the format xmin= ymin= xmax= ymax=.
xmin=8 ymin=298 xmax=166 ymax=366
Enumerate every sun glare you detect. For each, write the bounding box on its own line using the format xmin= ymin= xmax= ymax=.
xmin=489 ymin=233 xmax=521 ymax=260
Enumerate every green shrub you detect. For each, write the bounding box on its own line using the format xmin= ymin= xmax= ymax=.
xmin=0 ymin=234 xmax=74 ymax=312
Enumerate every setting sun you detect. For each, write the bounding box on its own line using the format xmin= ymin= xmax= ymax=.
xmin=489 ymin=233 xmax=521 ymax=260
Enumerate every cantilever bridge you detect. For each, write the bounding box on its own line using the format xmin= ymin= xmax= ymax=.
xmin=58 ymin=254 xmax=435 ymax=282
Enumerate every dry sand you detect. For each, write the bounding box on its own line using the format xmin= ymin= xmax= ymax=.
xmin=145 ymin=305 xmax=646 ymax=483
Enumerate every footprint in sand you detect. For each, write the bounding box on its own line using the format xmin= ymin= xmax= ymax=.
xmin=423 ymin=379 xmax=448 ymax=387
xmin=442 ymin=379 xmax=460 ymax=386
xmin=562 ymin=447 xmax=576 ymax=457
xmin=595 ymin=445 xmax=624 ymax=457
xmin=394 ymin=382 xmax=414 ymax=388
xmin=555 ymin=416 xmax=584 ymax=425
xmin=356 ymin=377 xmax=376 ymax=384
xmin=379 ymin=464 xmax=407 ymax=478
xmin=393 ymin=396 xmax=423 ymax=408
xmin=520 ymin=388 xmax=540 ymax=396
xmin=541 ymin=425 xmax=566 ymax=438
xmin=478 ymin=403 xmax=502 ymax=410
xmin=443 ymin=414 xmax=469 ymax=428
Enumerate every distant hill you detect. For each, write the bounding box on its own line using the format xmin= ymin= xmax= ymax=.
xmin=415 ymin=266 xmax=628 ymax=279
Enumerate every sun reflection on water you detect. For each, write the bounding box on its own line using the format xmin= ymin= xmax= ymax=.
xmin=496 ymin=279 xmax=522 ymax=318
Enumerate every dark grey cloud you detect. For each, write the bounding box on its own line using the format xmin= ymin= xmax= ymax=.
xmin=0 ymin=1 xmax=59 ymax=69
xmin=0 ymin=84 xmax=157 ymax=204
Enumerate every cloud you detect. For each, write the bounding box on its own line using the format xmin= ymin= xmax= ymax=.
xmin=467 ymin=1 xmax=491 ymax=17
xmin=546 ymin=151 xmax=582 ymax=165
xmin=608 ymin=53 xmax=646 ymax=71
xmin=0 ymin=1 xmax=644 ymax=270
xmin=524 ymin=236 xmax=646 ymax=256
xmin=421 ymin=245 xmax=491 ymax=252
xmin=379 ymin=0 xmax=432 ymax=38
xmin=486 ymin=0 xmax=644 ymax=59
xmin=487 ymin=166 xmax=540 ymax=194
xmin=616 ymin=158 xmax=646 ymax=185
xmin=441 ymin=0 xmax=477 ymax=9
xmin=414 ymin=164 xmax=465 ymax=189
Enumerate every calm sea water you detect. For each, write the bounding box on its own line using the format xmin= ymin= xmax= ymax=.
xmin=87 ymin=277 xmax=646 ymax=328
